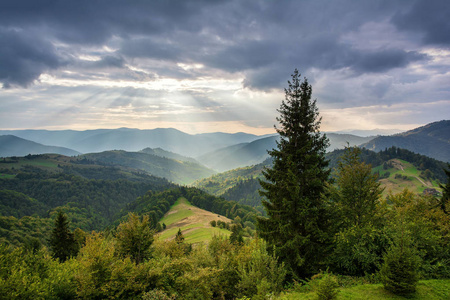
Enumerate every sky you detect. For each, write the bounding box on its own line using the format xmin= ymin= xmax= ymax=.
xmin=0 ymin=0 xmax=449 ymax=135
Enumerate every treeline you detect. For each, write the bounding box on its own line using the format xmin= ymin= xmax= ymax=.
xmin=184 ymin=187 xmax=261 ymax=224
xmin=327 ymin=146 xmax=448 ymax=182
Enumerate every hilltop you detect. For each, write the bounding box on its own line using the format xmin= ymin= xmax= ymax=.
xmin=0 ymin=135 xmax=80 ymax=157
xmin=361 ymin=120 xmax=450 ymax=162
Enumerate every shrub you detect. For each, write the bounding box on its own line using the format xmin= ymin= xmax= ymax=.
xmin=316 ymin=273 xmax=339 ymax=300
xmin=380 ymin=240 xmax=420 ymax=296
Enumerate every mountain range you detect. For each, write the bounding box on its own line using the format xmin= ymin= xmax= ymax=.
xmin=1 ymin=120 xmax=449 ymax=172
xmin=0 ymin=128 xmax=266 ymax=157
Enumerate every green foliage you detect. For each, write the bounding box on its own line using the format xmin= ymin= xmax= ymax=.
xmin=387 ymin=190 xmax=450 ymax=278
xmin=237 ymin=239 xmax=287 ymax=299
xmin=0 ymin=244 xmax=77 ymax=299
xmin=175 ymin=228 xmax=185 ymax=244
xmin=316 ymin=273 xmax=340 ymax=300
xmin=329 ymin=146 xmax=384 ymax=228
xmin=229 ymin=223 xmax=244 ymax=245
xmin=48 ymin=211 xmax=78 ymax=262
xmin=0 ymin=189 xmax=47 ymax=218
xmin=258 ymin=69 xmax=331 ymax=278
xmin=329 ymin=146 xmax=388 ymax=276
xmin=333 ymin=224 xmax=390 ymax=276
xmin=0 ymin=166 xmax=171 ymax=234
xmin=439 ymin=163 xmax=450 ymax=214
xmin=115 ymin=213 xmax=155 ymax=264
xmin=380 ymin=239 xmax=420 ymax=296
xmin=0 ymin=215 xmax=52 ymax=248
xmin=142 ymin=289 xmax=176 ymax=300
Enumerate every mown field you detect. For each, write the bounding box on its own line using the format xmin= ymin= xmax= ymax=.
xmin=157 ymin=197 xmax=232 ymax=243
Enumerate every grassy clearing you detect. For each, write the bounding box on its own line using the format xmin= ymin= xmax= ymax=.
xmin=278 ymin=279 xmax=450 ymax=299
xmin=159 ymin=198 xmax=195 ymax=227
xmin=0 ymin=173 xmax=15 ymax=179
xmin=157 ymin=197 xmax=232 ymax=244
xmin=374 ymin=159 xmax=442 ymax=196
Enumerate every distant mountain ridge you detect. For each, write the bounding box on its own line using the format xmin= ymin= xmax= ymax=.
xmin=0 ymin=135 xmax=80 ymax=157
xmin=361 ymin=120 xmax=450 ymax=162
xmin=197 ymin=133 xmax=373 ymax=172
xmin=1 ymin=120 xmax=448 ymax=165
xmin=0 ymin=128 xmax=265 ymax=157
xmin=82 ymin=150 xmax=215 ymax=185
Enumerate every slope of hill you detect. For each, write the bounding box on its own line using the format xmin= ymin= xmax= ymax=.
xmin=194 ymin=159 xmax=269 ymax=196
xmin=0 ymin=128 xmax=267 ymax=157
xmin=197 ymin=136 xmax=277 ymax=172
xmin=374 ymin=159 xmax=442 ymax=196
xmin=0 ymin=135 xmax=80 ymax=157
xmin=158 ymin=197 xmax=232 ymax=243
xmin=0 ymin=157 xmax=173 ymax=242
xmin=82 ymin=150 xmax=215 ymax=185
xmin=361 ymin=120 xmax=450 ymax=162
xmin=140 ymin=147 xmax=199 ymax=164
xmin=197 ymin=133 xmax=373 ymax=172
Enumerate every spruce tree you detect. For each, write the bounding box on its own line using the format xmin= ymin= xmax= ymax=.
xmin=49 ymin=210 xmax=77 ymax=262
xmin=439 ymin=163 xmax=450 ymax=214
xmin=257 ymin=69 xmax=330 ymax=278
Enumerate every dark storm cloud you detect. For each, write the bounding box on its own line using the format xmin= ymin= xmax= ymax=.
xmin=0 ymin=0 xmax=444 ymax=91
xmin=352 ymin=49 xmax=428 ymax=73
xmin=120 ymin=38 xmax=182 ymax=61
xmin=392 ymin=0 xmax=450 ymax=46
xmin=0 ymin=28 xmax=64 ymax=87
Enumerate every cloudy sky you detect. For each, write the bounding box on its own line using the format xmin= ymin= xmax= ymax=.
xmin=1 ymin=0 xmax=449 ymax=135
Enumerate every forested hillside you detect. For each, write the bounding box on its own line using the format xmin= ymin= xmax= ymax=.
xmin=82 ymin=150 xmax=215 ymax=185
xmin=361 ymin=120 xmax=450 ymax=162
xmin=0 ymin=155 xmax=173 ymax=247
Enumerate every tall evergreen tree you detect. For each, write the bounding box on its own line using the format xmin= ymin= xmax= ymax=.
xmin=257 ymin=69 xmax=330 ymax=278
xmin=49 ymin=210 xmax=77 ymax=262
xmin=439 ymin=163 xmax=450 ymax=214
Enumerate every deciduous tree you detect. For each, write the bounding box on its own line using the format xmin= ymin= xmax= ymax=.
xmin=115 ymin=213 xmax=154 ymax=264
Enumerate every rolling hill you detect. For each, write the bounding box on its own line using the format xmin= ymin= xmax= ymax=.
xmin=158 ymin=197 xmax=232 ymax=244
xmin=82 ymin=150 xmax=216 ymax=185
xmin=197 ymin=133 xmax=373 ymax=172
xmin=0 ymin=135 xmax=80 ymax=157
xmin=361 ymin=120 xmax=450 ymax=162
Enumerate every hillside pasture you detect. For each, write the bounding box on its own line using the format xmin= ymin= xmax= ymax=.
xmin=374 ymin=159 xmax=442 ymax=195
xmin=158 ymin=197 xmax=232 ymax=243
